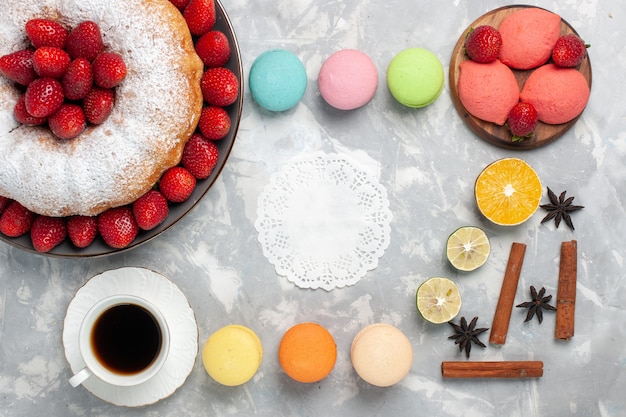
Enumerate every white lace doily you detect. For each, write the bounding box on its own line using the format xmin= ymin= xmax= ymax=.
xmin=255 ymin=153 xmax=392 ymax=290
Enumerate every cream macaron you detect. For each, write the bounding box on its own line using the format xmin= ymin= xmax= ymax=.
xmin=351 ymin=323 xmax=413 ymax=387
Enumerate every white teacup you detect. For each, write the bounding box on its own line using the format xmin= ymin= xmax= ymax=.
xmin=69 ymin=294 xmax=170 ymax=388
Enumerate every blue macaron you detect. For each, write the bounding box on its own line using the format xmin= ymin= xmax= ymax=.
xmin=249 ymin=49 xmax=307 ymax=112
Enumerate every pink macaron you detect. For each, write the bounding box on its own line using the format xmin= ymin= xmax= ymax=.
xmin=318 ymin=49 xmax=378 ymax=110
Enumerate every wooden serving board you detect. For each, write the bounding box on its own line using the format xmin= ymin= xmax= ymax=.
xmin=449 ymin=5 xmax=592 ymax=150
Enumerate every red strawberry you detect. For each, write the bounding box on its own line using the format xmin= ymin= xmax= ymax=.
xmin=30 ymin=215 xmax=66 ymax=252
xmin=507 ymin=102 xmax=538 ymax=141
xmin=65 ymin=21 xmax=104 ymax=62
xmin=159 ymin=167 xmax=197 ymax=202
xmin=132 ymin=190 xmax=169 ymax=230
xmin=66 ymin=215 xmax=98 ymax=248
xmin=33 ymin=46 xmax=71 ymax=79
xmin=62 ymin=58 xmax=93 ymax=100
xmin=552 ymin=34 xmax=589 ymax=68
xmin=200 ymin=67 xmax=239 ymax=107
xmin=181 ymin=133 xmax=219 ymax=179
xmin=465 ymin=25 xmax=502 ymax=63
xmin=170 ymin=0 xmax=191 ymax=10
xmin=92 ymin=52 xmax=127 ymax=88
xmin=0 ymin=201 xmax=35 ymax=237
xmin=0 ymin=196 xmax=11 ymax=215
xmin=184 ymin=0 xmax=216 ymax=36
xmin=195 ymin=30 xmax=231 ymax=68
xmin=0 ymin=49 xmax=37 ymax=86
xmin=83 ymin=87 xmax=115 ymax=124
xmin=97 ymin=206 xmax=139 ymax=249
xmin=14 ymin=95 xmax=47 ymax=125
xmin=25 ymin=19 xmax=68 ymax=49
xmin=198 ymin=106 xmax=230 ymax=140
xmin=48 ymin=104 xmax=86 ymax=140
xmin=24 ymin=77 xmax=64 ymax=118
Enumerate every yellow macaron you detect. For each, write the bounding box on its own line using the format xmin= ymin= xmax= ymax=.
xmin=202 ymin=324 xmax=263 ymax=386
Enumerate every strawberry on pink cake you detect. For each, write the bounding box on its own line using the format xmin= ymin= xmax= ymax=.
xmin=520 ymin=63 xmax=590 ymax=125
xmin=458 ymin=59 xmax=519 ymax=125
xmin=498 ymin=8 xmax=561 ymax=70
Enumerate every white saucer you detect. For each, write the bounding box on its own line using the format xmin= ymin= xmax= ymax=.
xmin=62 ymin=267 xmax=198 ymax=407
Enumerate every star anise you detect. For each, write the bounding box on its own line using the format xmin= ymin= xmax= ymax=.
xmin=540 ymin=187 xmax=584 ymax=230
xmin=448 ymin=316 xmax=489 ymax=359
xmin=516 ymin=286 xmax=556 ymax=324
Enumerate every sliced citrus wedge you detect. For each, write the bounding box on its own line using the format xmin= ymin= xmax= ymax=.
xmin=446 ymin=226 xmax=490 ymax=271
xmin=474 ymin=158 xmax=542 ymax=226
xmin=416 ymin=277 xmax=462 ymax=324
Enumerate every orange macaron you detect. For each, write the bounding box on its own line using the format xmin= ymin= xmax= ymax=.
xmin=278 ymin=322 xmax=337 ymax=383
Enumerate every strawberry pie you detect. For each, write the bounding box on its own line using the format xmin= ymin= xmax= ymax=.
xmin=0 ymin=0 xmax=204 ymax=218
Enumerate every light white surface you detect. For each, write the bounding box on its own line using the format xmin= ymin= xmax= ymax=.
xmin=1 ymin=0 xmax=625 ymax=416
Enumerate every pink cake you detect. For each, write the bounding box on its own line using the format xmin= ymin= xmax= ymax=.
xmin=498 ymin=8 xmax=561 ymax=70
xmin=458 ymin=59 xmax=519 ymax=125
xmin=520 ymin=63 xmax=590 ymax=125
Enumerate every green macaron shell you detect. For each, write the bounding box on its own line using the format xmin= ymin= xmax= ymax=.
xmin=386 ymin=48 xmax=444 ymax=108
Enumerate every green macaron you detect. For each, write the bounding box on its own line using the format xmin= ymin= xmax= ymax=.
xmin=386 ymin=48 xmax=444 ymax=108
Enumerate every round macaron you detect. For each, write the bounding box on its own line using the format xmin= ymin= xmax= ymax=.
xmin=278 ymin=322 xmax=337 ymax=383
xmin=201 ymin=325 xmax=263 ymax=386
xmin=318 ymin=49 xmax=378 ymax=110
xmin=386 ymin=47 xmax=444 ymax=108
xmin=249 ymin=49 xmax=307 ymax=112
xmin=351 ymin=323 xmax=413 ymax=387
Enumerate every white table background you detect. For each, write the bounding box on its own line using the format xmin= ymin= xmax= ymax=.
xmin=1 ymin=0 xmax=624 ymax=416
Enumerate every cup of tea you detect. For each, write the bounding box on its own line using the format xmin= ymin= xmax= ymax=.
xmin=69 ymin=294 xmax=170 ymax=388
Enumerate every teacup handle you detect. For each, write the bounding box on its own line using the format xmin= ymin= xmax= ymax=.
xmin=69 ymin=367 xmax=93 ymax=387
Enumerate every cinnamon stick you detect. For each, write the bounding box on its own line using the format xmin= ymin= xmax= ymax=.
xmin=441 ymin=361 xmax=543 ymax=378
xmin=555 ymin=240 xmax=577 ymax=340
xmin=489 ymin=242 xmax=526 ymax=345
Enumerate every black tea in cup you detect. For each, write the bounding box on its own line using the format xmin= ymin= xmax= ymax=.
xmin=91 ymin=303 xmax=162 ymax=375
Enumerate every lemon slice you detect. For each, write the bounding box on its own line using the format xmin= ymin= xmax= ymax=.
xmin=416 ymin=277 xmax=462 ymax=324
xmin=446 ymin=226 xmax=491 ymax=271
